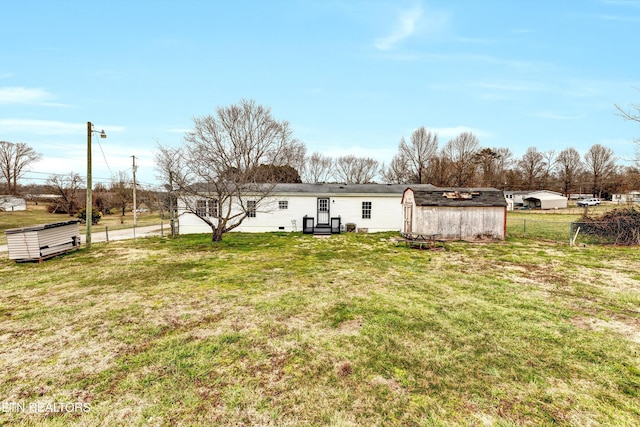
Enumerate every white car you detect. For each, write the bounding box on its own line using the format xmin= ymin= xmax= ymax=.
xmin=577 ymin=198 xmax=600 ymax=207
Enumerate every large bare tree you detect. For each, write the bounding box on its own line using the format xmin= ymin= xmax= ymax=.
xmin=334 ymin=155 xmax=379 ymax=184
xmin=157 ymin=99 xmax=302 ymax=241
xmin=555 ymin=147 xmax=583 ymax=197
xmin=518 ymin=147 xmax=547 ymax=190
xmin=301 ymin=152 xmax=333 ymax=183
xmin=110 ymin=171 xmax=133 ymax=216
xmin=0 ymin=141 xmax=42 ymax=194
xmin=615 ymin=95 xmax=640 ymax=166
xmin=584 ymin=144 xmax=616 ymax=198
xmin=381 ymin=154 xmax=412 ymax=184
xmin=46 ymin=172 xmax=84 ymax=216
xmin=442 ymin=132 xmax=480 ymax=186
xmin=398 ymin=127 xmax=439 ymax=184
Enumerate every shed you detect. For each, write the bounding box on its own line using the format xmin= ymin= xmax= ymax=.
xmin=402 ymin=187 xmax=507 ymax=241
xmin=5 ymin=220 xmax=81 ymax=262
xmin=522 ymin=191 xmax=567 ymax=210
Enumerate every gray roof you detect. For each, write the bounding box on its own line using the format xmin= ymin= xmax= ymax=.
xmin=271 ymin=183 xmax=437 ymax=195
xmin=407 ymin=187 xmax=507 ymax=207
xmin=5 ymin=220 xmax=80 ymax=235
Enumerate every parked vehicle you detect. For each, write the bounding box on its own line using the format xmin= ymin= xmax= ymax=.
xmin=577 ymin=198 xmax=600 ymax=207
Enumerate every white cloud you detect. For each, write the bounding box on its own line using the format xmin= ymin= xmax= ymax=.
xmin=0 ymin=119 xmax=125 ymax=135
xmin=0 ymin=87 xmax=66 ymax=106
xmin=530 ymin=111 xmax=586 ymax=120
xmin=374 ymin=5 xmax=426 ymax=51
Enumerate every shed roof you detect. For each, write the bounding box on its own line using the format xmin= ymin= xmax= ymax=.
xmin=405 ymin=187 xmax=507 ymax=207
xmin=5 ymin=220 xmax=80 ymax=235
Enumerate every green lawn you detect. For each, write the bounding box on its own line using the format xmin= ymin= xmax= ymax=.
xmin=1 ymin=232 xmax=639 ymax=425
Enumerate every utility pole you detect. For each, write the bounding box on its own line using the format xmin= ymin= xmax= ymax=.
xmin=169 ymin=170 xmax=175 ymax=238
xmin=132 ymin=155 xmax=137 ymax=229
xmin=85 ymin=122 xmax=106 ymax=250
xmin=86 ymin=122 xmax=92 ymax=249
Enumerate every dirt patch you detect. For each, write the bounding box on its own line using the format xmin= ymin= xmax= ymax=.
xmin=571 ymin=316 xmax=640 ymax=344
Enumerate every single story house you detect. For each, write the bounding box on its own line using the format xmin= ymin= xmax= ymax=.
xmin=612 ymin=191 xmax=640 ymax=204
xmin=178 ymin=183 xmax=438 ymax=235
xmin=402 ymin=187 xmax=507 ymax=241
xmin=0 ymin=196 xmax=26 ymax=211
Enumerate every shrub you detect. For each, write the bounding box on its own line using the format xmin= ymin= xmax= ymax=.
xmin=77 ymin=209 xmax=102 ymax=225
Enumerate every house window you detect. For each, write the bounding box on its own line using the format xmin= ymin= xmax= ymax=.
xmin=362 ymin=201 xmax=372 ymax=219
xmin=247 ymin=200 xmax=256 ymax=218
xmin=196 ymin=199 xmax=217 ymax=217
xmin=196 ymin=200 xmax=207 ymax=217
xmin=209 ymin=199 xmax=218 ymax=217
xmin=279 ymin=200 xmax=288 ymax=210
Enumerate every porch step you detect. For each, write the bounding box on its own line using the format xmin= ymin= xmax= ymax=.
xmin=313 ymin=226 xmax=332 ymax=236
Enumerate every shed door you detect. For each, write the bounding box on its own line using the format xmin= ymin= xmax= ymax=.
xmin=403 ymin=204 xmax=412 ymax=233
xmin=317 ymin=198 xmax=330 ymax=225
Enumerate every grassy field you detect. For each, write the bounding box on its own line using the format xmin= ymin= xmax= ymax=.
xmin=0 ymin=204 xmax=164 ymax=246
xmin=1 ymin=230 xmax=639 ymax=425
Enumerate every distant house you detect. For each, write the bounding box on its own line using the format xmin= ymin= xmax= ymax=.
xmin=178 ymin=183 xmax=437 ymax=235
xmin=0 ymin=196 xmax=26 ymax=211
xmin=612 ymin=191 xmax=640 ymax=204
xmin=504 ymin=190 xmax=567 ymax=210
xmin=402 ymin=187 xmax=507 ymax=241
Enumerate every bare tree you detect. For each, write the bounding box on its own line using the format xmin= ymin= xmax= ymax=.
xmin=494 ymin=147 xmax=515 ymax=188
xmin=397 ymin=127 xmax=439 ymax=184
xmin=0 ymin=141 xmax=42 ymax=194
xmin=540 ymin=150 xmax=557 ymax=190
xmin=110 ymin=171 xmax=133 ymax=216
xmin=46 ymin=172 xmax=84 ymax=216
xmin=443 ymin=132 xmax=480 ymax=186
xmin=556 ymin=147 xmax=583 ymax=197
xmin=157 ymin=99 xmax=302 ymax=242
xmin=615 ymin=94 xmax=640 ymax=166
xmin=301 ymin=152 xmax=333 ymax=183
xmin=334 ymin=155 xmax=379 ymax=184
xmin=518 ymin=147 xmax=547 ymax=190
xmin=381 ymin=154 xmax=412 ymax=184
xmin=474 ymin=147 xmax=501 ymax=187
xmin=584 ymin=144 xmax=616 ymax=198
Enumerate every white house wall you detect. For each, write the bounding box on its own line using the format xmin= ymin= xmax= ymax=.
xmin=178 ymin=193 xmax=405 ymax=234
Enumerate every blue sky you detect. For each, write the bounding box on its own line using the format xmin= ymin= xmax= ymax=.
xmin=1 ymin=0 xmax=639 ymax=189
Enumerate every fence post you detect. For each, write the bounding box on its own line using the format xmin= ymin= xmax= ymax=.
xmin=523 ymin=219 xmax=526 ymax=237
xmin=569 ymin=222 xmax=573 ymax=246
xmin=105 ymin=225 xmax=109 ymax=243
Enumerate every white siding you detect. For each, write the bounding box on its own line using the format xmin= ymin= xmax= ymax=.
xmin=7 ymin=231 xmax=40 ymax=260
xmin=178 ymin=193 xmax=404 ymax=234
xmin=6 ymin=222 xmax=80 ymax=261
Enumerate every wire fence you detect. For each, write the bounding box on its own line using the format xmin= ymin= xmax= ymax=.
xmin=506 ymin=218 xmax=573 ymax=243
xmin=506 ymin=218 xmax=638 ymax=246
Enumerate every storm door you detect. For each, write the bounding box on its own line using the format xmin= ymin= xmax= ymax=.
xmin=317 ymin=198 xmax=330 ymax=225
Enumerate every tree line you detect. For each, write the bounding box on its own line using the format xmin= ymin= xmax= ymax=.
xmin=2 ymin=97 xmax=639 ymax=218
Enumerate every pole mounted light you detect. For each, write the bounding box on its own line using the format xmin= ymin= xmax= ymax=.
xmin=86 ymin=122 xmax=107 ymax=250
